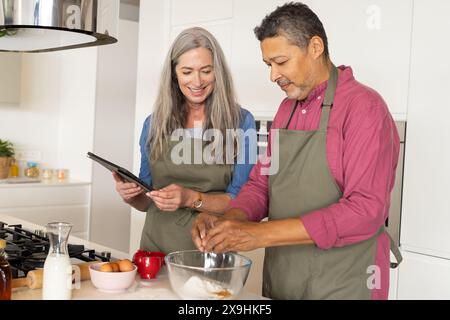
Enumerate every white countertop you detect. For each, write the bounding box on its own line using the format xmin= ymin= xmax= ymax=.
xmin=1 ymin=213 xmax=265 ymax=301
xmin=0 ymin=213 xmax=129 ymax=260
xmin=0 ymin=178 xmax=90 ymax=188
xmin=12 ymin=268 xmax=265 ymax=300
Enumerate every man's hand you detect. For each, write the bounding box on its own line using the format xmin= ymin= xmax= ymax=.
xmin=191 ymin=212 xmax=222 ymax=252
xmin=147 ymin=184 xmax=196 ymax=212
xmin=202 ymin=219 xmax=263 ymax=253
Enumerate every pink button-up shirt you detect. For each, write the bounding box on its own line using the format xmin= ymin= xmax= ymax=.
xmin=229 ymin=66 xmax=400 ymax=299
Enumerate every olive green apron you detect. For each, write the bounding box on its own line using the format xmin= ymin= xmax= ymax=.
xmin=264 ymin=66 xmax=402 ymax=300
xmin=140 ymin=138 xmax=233 ymax=255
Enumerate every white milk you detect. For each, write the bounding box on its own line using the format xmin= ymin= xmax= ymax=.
xmin=42 ymin=254 xmax=72 ymax=300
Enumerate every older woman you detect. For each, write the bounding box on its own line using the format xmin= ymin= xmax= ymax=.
xmin=113 ymin=27 xmax=256 ymax=254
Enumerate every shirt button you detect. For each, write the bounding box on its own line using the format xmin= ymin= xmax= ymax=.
xmin=302 ymin=109 xmax=307 ymax=115
xmin=317 ymin=96 xmax=321 ymax=100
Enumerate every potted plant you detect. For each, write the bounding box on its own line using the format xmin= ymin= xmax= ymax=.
xmin=0 ymin=28 xmax=18 ymax=37
xmin=0 ymin=139 xmax=15 ymax=179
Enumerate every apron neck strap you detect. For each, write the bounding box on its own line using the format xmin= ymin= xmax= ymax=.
xmin=284 ymin=101 xmax=299 ymax=129
xmin=319 ymin=65 xmax=338 ymax=131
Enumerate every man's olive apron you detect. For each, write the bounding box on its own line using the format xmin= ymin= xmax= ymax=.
xmin=140 ymin=138 xmax=233 ymax=255
xmin=264 ymin=66 xmax=402 ymax=300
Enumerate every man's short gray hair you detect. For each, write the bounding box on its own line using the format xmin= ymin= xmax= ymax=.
xmin=254 ymin=2 xmax=330 ymax=59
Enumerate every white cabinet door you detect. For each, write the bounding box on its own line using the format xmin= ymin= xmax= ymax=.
xmin=397 ymin=251 xmax=450 ymax=300
xmin=170 ymin=22 xmax=234 ymax=64
xmin=242 ymin=248 xmax=265 ymax=296
xmin=170 ymin=0 xmax=233 ymax=26
xmin=389 ymin=265 xmax=399 ymax=300
xmin=309 ymin=0 xmax=413 ymax=119
xmin=231 ymin=0 xmax=309 ymax=118
xmin=0 ymin=183 xmax=90 ymax=238
xmin=400 ymin=0 xmax=450 ymax=259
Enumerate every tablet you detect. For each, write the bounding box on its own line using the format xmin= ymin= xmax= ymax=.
xmin=87 ymin=152 xmax=153 ymax=192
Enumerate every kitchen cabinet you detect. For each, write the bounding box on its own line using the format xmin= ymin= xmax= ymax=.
xmin=397 ymin=251 xmax=450 ymax=300
xmin=231 ymin=0 xmax=412 ymax=120
xmin=168 ymin=0 xmax=233 ymax=56
xmin=0 ymin=181 xmax=91 ymax=239
xmin=230 ymin=0 xmax=297 ymax=119
xmin=170 ymin=0 xmax=233 ymax=26
xmin=309 ymin=0 xmax=413 ymax=119
xmin=386 ymin=122 xmax=406 ymax=248
xmin=389 ymin=260 xmax=399 ymax=300
xmin=170 ymin=21 xmax=233 ymax=64
xmin=394 ymin=0 xmax=450 ymax=300
xmin=0 ymin=52 xmax=21 ymax=106
xmin=242 ymin=247 xmax=265 ymax=296
xmin=400 ymin=0 xmax=450 ymax=260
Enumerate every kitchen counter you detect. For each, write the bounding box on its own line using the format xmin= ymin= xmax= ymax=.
xmin=0 ymin=213 xmax=266 ymax=301
xmin=0 ymin=213 xmax=128 ymax=260
xmin=0 ymin=178 xmax=90 ymax=188
xmin=12 ymin=268 xmax=265 ymax=300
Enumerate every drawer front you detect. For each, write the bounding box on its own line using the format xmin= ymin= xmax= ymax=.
xmin=0 ymin=185 xmax=89 ymax=208
xmin=397 ymin=251 xmax=450 ymax=299
xmin=0 ymin=205 xmax=89 ymax=233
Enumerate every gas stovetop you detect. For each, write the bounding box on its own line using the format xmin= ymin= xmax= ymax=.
xmin=0 ymin=221 xmax=111 ymax=278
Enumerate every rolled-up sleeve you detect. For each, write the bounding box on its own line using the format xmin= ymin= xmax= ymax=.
xmin=228 ymin=105 xmax=289 ymax=222
xmin=228 ymin=160 xmax=270 ymax=222
xmin=301 ymin=96 xmax=400 ymax=250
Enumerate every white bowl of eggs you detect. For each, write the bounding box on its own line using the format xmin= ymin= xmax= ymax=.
xmin=89 ymin=260 xmax=137 ymax=293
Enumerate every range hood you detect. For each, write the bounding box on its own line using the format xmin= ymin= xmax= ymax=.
xmin=0 ymin=0 xmax=119 ymax=53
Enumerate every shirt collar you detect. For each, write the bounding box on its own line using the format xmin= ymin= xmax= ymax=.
xmin=302 ymin=65 xmax=355 ymax=105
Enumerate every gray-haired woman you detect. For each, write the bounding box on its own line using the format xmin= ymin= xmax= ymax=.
xmin=113 ymin=27 xmax=256 ymax=255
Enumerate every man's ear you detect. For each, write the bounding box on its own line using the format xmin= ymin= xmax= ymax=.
xmin=308 ymin=36 xmax=325 ymax=60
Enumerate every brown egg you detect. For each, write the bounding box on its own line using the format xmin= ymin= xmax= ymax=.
xmin=99 ymin=263 xmax=113 ymax=272
xmin=117 ymin=259 xmax=134 ymax=272
xmin=110 ymin=262 xmax=120 ymax=272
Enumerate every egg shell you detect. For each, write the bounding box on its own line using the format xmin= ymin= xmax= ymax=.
xmin=110 ymin=262 xmax=120 ymax=272
xmin=99 ymin=263 xmax=114 ymax=272
xmin=118 ymin=259 xmax=134 ymax=272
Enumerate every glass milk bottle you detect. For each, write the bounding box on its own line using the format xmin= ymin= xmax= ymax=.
xmin=42 ymin=222 xmax=73 ymax=300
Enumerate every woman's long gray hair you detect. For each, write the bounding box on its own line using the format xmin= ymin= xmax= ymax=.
xmin=149 ymin=27 xmax=241 ymax=162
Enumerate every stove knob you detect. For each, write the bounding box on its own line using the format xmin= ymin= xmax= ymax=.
xmin=100 ymin=251 xmax=111 ymax=260
xmin=35 ymin=230 xmax=46 ymax=238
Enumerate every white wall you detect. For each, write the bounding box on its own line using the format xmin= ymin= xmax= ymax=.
xmin=129 ymin=0 xmax=170 ymax=254
xmin=0 ymin=52 xmax=61 ymax=171
xmin=57 ymin=48 xmax=98 ymax=182
xmin=90 ymin=19 xmax=139 ymax=253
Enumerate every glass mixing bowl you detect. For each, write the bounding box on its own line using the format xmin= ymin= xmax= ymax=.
xmin=165 ymin=250 xmax=252 ymax=300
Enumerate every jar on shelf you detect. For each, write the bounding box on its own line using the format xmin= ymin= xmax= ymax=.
xmin=9 ymin=159 xmax=19 ymax=178
xmin=24 ymin=162 xmax=40 ymax=178
xmin=56 ymin=169 xmax=69 ymax=181
xmin=42 ymin=169 xmax=54 ymax=180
